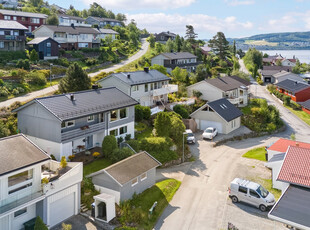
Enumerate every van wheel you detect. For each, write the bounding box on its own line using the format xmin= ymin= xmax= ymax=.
xmin=231 ymin=196 xmax=238 ymax=203
xmin=259 ymin=205 xmax=267 ymax=212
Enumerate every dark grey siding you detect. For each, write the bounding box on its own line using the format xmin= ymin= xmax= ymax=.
xmin=92 ymin=172 xmax=121 ymax=192
xmin=108 ymin=106 xmax=135 ymax=129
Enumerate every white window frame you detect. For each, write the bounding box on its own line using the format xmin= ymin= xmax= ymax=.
xmin=131 ymin=177 xmax=138 ymax=186
xmin=62 ymin=120 xmax=75 ymax=129
xmin=119 ymin=126 xmax=127 ymax=135
xmin=109 ymin=129 xmax=118 ymax=136
xmin=141 ymin=172 xmax=147 ymax=181
xmin=132 ymin=85 xmax=139 ymax=92
xmin=87 ymin=115 xmax=94 ymax=122
xmin=119 ymin=108 xmax=127 ymax=120
xmin=0 ymin=42 xmax=4 ymax=49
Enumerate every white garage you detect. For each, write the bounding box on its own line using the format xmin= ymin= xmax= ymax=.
xmin=47 ymin=185 xmax=79 ymax=227
xmin=200 ymin=120 xmax=223 ymax=133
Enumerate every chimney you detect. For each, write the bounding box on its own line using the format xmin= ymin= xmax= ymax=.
xmin=71 ymin=23 xmax=75 ymax=29
xmin=296 ymin=142 xmax=299 ymax=147
xmin=144 ymin=67 xmax=149 ymax=73
xmin=70 ymin=94 xmax=75 ymax=101
xmin=92 ymin=84 xmax=99 ymax=90
xmin=127 ymin=74 xmax=130 ymax=78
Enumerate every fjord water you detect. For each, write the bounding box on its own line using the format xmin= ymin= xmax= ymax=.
xmin=260 ymin=50 xmax=310 ymax=64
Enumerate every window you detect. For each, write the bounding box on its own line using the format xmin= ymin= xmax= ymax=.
xmin=66 ymin=120 xmax=75 ymax=128
xmin=0 ymin=42 xmax=4 ymax=49
xmin=154 ymin=82 xmax=158 ymax=89
xmin=151 ymin=83 xmax=153 ymax=90
xmin=87 ymin=115 xmax=94 ymax=122
xmin=13 ymin=16 xmax=17 ymax=20
xmin=21 ymin=17 xmax=25 ymax=21
xmin=110 ymin=110 xmax=117 ymax=121
xmin=13 ymin=31 xmax=19 ymax=36
xmin=8 ymin=169 xmax=33 ymax=187
xmin=238 ymin=186 xmax=247 ymax=194
xmin=145 ymin=84 xmax=148 ymax=92
xmin=9 ymin=183 xmax=32 ymax=194
xmin=120 ymin=108 xmax=127 ymax=119
xmin=14 ymin=208 xmax=27 ymax=218
xmin=132 ymin=178 xmax=138 ymax=186
xmin=109 ymin=129 xmax=118 ymax=136
xmin=31 ymin=18 xmax=40 ymax=23
xmin=4 ymin=15 xmax=11 ymax=20
xmin=250 ymin=189 xmax=260 ymax=198
xmin=46 ymin=42 xmax=51 ymax=47
xmin=231 ymin=120 xmax=236 ymax=128
xmin=132 ymin=85 xmax=139 ymax=92
xmin=141 ymin=173 xmax=147 ymax=181
xmin=99 ymin=113 xmax=105 ymax=122
xmin=119 ymin=126 xmax=127 ymax=135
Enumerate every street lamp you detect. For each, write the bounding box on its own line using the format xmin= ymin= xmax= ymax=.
xmin=50 ymin=63 xmax=53 ymax=86
xmin=182 ymin=131 xmax=187 ymax=163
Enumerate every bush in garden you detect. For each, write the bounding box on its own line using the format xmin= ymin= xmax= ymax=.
xmin=29 ymin=49 xmax=39 ymax=62
xmin=34 ymin=216 xmax=48 ymax=230
xmin=125 ymin=134 xmax=131 ymax=141
xmin=102 ymin=135 xmax=118 ymax=157
xmin=16 ymin=59 xmax=30 ymax=70
xmin=0 ymin=87 xmax=9 ymax=97
xmin=38 ymin=69 xmax=50 ymax=78
xmin=0 ymin=79 xmax=4 ymax=86
xmin=135 ymin=105 xmax=151 ymax=122
xmin=110 ymin=147 xmax=133 ymax=163
xmin=16 ymin=87 xmax=25 ymax=93
xmin=192 ymin=90 xmax=202 ymax=98
xmin=140 ymin=137 xmax=173 ymax=153
xmin=60 ymin=156 xmax=67 ymax=168
xmin=12 ymin=88 xmax=19 ymax=95
xmin=27 ymin=71 xmax=47 ymax=86
xmin=117 ymin=136 xmax=124 ymax=146
xmin=291 ymin=101 xmax=302 ymax=110
xmin=125 ymin=139 xmax=140 ymax=152
xmin=173 ymin=104 xmax=189 ymax=119
xmin=283 ymin=95 xmax=291 ymax=106
xmin=85 ymin=58 xmax=98 ymax=66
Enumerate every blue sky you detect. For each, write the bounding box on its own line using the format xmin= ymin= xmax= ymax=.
xmin=48 ymin=0 xmax=310 ymax=39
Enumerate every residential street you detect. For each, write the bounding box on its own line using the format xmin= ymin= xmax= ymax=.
xmin=0 ymin=39 xmax=149 ymax=108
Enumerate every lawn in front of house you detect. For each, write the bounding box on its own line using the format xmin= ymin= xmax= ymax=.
xmin=247 ymin=177 xmax=282 ymax=201
xmin=117 ymin=179 xmax=181 ymax=230
xmin=242 ymin=147 xmax=267 ymax=161
xmin=285 ymin=105 xmax=310 ymax=126
xmin=83 ymin=158 xmax=113 ymax=176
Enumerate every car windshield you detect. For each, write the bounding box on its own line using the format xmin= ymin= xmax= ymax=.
xmin=205 ymin=129 xmax=213 ymax=133
xmin=256 ymin=185 xmax=269 ymax=198
xmin=187 ymin=133 xmax=194 ymax=137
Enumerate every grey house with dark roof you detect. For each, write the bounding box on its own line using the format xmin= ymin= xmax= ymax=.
xmin=0 ymin=134 xmax=83 ymax=229
xmin=27 ymin=37 xmax=59 ymax=60
xmin=14 ymin=87 xmax=138 ymax=160
xmin=151 ymin=52 xmax=199 ymax=73
xmin=154 ymin=31 xmax=176 ymax=43
xmin=190 ymin=98 xmax=243 ymax=134
xmin=85 ymin=16 xmax=123 ymax=27
xmin=97 ymin=68 xmax=178 ymax=107
xmin=187 ymin=76 xmax=250 ymax=107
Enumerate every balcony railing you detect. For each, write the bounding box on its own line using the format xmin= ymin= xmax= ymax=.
xmin=152 ymin=84 xmax=178 ymax=97
xmin=0 ymin=35 xmax=26 ymax=41
xmin=92 ymin=38 xmax=101 ymax=43
xmin=164 ymin=61 xmax=201 ymax=69
xmin=61 ymin=122 xmax=105 ymax=142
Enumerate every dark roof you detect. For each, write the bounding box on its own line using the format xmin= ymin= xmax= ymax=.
xmin=268 ymin=153 xmax=285 ymax=162
xmin=87 ymin=16 xmax=121 ymax=23
xmin=156 ymin=31 xmax=176 ymax=37
xmin=299 ymin=99 xmax=310 ymax=110
xmin=40 ymin=25 xmax=100 ymax=35
xmin=229 ymin=75 xmax=251 ymax=86
xmin=98 ymin=28 xmax=119 ymax=34
xmin=261 ymin=70 xmax=282 ymax=76
xmin=58 ymin=14 xmax=85 ymax=21
xmin=104 ymin=69 xmax=171 ymax=86
xmin=207 ymin=98 xmax=243 ymax=122
xmin=0 ymin=20 xmax=27 ymax=30
xmin=276 ymin=79 xmax=310 ymax=93
xmin=0 ymin=9 xmax=47 ymax=18
xmin=205 ymin=76 xmax=249 ymax=91
xmin=269 ymin=185 xmax=310 ymax=229
xmin=14 ymin=87 xmax=138 ymax=121
xmin=0 ymin=134 xmax=50 ymax=176
xmin=161 ymin=52 xmax=197 ymax=59
xmin=262 ymin=66 xmax=292 ymax=71
xmin=27 ymin=37 xmax=59 ymax=45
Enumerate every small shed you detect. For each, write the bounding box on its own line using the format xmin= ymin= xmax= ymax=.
xmin=27 ymin=37 xmax=59 ymax=60
xmin=93 ymin=193 xmax=116 ymax=223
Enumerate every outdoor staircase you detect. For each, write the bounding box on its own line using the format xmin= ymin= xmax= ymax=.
xmin=80 ymin=204 xmax=88 ymax=213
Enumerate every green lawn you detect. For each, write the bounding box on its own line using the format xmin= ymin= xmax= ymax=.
xmin=248 ymin=177 xmax=282 ymax=200
xmin=135 ymin=127 xmax=153 ymax=140
xmin=242 ymin=147 xmax=267 ymax=161
xmin=83 ymin=158 xmax=113 ymax=176
xmin=285 ymin=106 xmax=310 ymax=126
xmin=117 ymin=179 xmax=181 ymax=230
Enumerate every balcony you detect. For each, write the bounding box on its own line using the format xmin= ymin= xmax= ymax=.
xmin=92 ymin=38 xmax=101 ymax=43
xmin=164 ymin=61 xmax=201 ymax=69
xmin=61 ymin=122 xmax=105 ymax=142
xmin=0 ymin=35 xmax=26 ymax=41
xmin=227 ymin=97 xmax=240 ymax=105
xmin=152 ymin=84 xmax=178 ymax=97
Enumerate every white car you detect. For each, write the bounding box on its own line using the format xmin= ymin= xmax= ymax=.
xmin=202 ymin=127 xmax=218 ymax=140
xmin=229 ymin=178 xmax=275 ymax=212
xmin=185 ymin=129 xmax=195 ymax=144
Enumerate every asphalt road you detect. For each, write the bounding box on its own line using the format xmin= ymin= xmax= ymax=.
xmin=0 ymin=39 xmax=149 ymax=108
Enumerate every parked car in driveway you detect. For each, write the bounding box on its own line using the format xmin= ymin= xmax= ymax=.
xmin=202 ymin=127 xmax=218 ymax=140
xmin=185 ymin=129 xmax=195 ymax=144
xmin=229 ymin=178 xmax=275 ymax=212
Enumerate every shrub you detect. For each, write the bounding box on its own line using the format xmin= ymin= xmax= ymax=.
xmin=140 ymin=137 xmax=173 ymax=152
xmin=0 ymin=79 xmax=3 ymax=86
xmin=27 ymin=71 xmax=47 ymax=86
xmin=125 ymin=134 xmax=131 ymax=141
xmin=283 ymin=95 xmax=291 ymax=106
xmin=38 ymin=69 xmax=50 ymax=78
xmin=102 ymin=135 xmax=118 ymax=157
xmin=267 ymin=84 xmax=276 ymax=93
xmin=16 ymin=59 xmax=30 ymax=70
xmin=110 ymin=147 xmax=133 ymax=163
xmin=85 ymin=58 xmax=98 ymax=66
xmin=135 ymin=105 xmax=151 ymax=122
xmin=41 ymin=177 xmax=49 ymax=184
xmin=290 ymin=101 xmax=302 ymax=110
xmin=34 ymin=216 xmax=48 ymax=230
xmin=29 ymin=49 xmax=39 ymax=62
xmin=12 ymin=88 xmax=19 ymax=95
xmin=92 ymin=152 xmax=100 ymax=158
xmin=16 ymin=87 xmax=25 ymax=93
xmin=173 ymin=104 xmax=189 ymax=119
xmin=149 ymin=150 xmax=179 ymax=164
xmin=192 ymin=90 xmax=202 ymax=98
xmin=0 ymin=87 xmax=9 ymax=97
xmin=125 ymin=139 xmax=140 ymax=152
xmin=60 ymin=156 xmax=67 ymax=168
xmin=68 ymin=155 xmax=75 ymax=161
xmin=50 ymin=154 xmax=56 ymax=160
xmin=117 ymin=136 xmax=124 ymax=145
xmin=256 ymin=77 xmax=263 ymax=85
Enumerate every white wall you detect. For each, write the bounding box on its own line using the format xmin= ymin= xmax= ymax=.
xmin=108 ymin=121 xmax=135 ymax=139
xmin=151 ymin=54 xmax=165 ymax=66
xmin=95 ymin=185 xmax=120 ymax=204
xmin=34 ymin=26 xmax=54 ymax=38
xmin=187 ymin=81 xmax=223 ymax=102
xmin=11 ymin=204 xmax=36 ymax=230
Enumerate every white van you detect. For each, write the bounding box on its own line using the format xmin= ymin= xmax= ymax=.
xmin=229 ymin=178 xmax=275 ymax=212
xmin=185 ymin=129 xmax=195 ymax=144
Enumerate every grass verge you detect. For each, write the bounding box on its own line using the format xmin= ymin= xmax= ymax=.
xmin=242 ymin=147 xmax=267 ymax=161
xmin=83 ymin=158 xmax=113 ymax=176
xmin=117 ymin=179 xmax=181 ymax=230
xmin=285 ymin=105 xmax=310 ymax=126
xmin=248 ymin=177 xmax=282 ymax=201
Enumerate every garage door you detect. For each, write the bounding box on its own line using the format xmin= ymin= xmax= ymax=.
xmin=49 ymin=192 xmax=75 ymax=226
xmin=200 ymin=120 xmax=223 ymax=133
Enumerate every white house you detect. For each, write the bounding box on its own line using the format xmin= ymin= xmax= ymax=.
xmin=281 ymin=58 xmax=296 ymax=67
xmin=33 ymin=24 xmax=101 ymax=50
xmin=187 ymin=76 xmax=250 ymax=107
xmin=190 ymin=98 xmax=243 ymax=134
xmin=85 ymin=16 xmax=123 ymax=27
xmin=58 ymin=14 xmax=90 ymax=27
xmin=151 ymin=52 xmax=198 ymax=73
xmin=0 ymin=134 xmax=82 ymax=229
xmin=97 ymin=28 xmax=119 ymax=40
xmin=13 ymin=87 xmax=138 ymax=160
xmin=97 ymin=68 xmax=178 ymax=107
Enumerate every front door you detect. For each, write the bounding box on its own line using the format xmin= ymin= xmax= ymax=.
xmin=86 ymin=135 xmax=93 ymax=149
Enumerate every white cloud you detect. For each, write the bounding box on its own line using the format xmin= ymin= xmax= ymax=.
xmin=81 ymin=0 xmax=196 ymax=10
xmin=225 ymin=0 xmax=255 ymax=6
xmin=127 ymin=13 xmax=253 ymax=37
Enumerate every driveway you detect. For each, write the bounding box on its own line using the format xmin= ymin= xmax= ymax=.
xmin=51 ymin=214 xmax=100 ymax=230
xmin=155 ymin=135 xmax=286 ymax=230
xmin=0 ymin=39 xmax=149 ymax=108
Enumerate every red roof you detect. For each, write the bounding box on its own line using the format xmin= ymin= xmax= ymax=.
xmin=287 ymin=59 xmax=297 ymax=63
xmin=277 ymin=146 xmax=310 ymax=187
xmin=268 ymin=138 xmax=310 ymax=153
